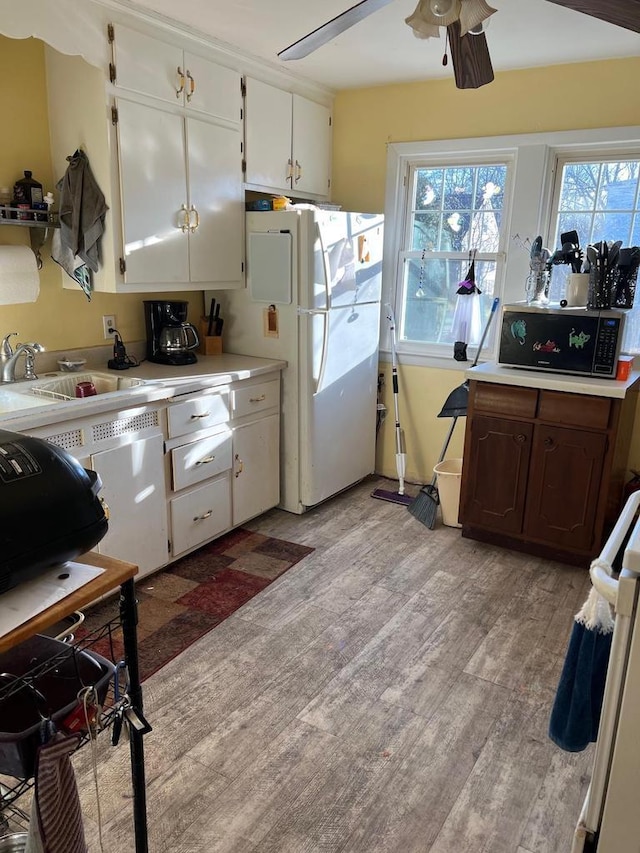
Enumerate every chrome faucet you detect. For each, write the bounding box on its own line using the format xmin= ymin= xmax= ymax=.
xmin=0 ymin=340 xmax=44 ymax=383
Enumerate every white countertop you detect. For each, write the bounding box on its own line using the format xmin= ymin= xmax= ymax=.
xmin=466 ymin=361 xmax=640 ymax=399
xmin=0 ymin=353 xmax=287 ymax=432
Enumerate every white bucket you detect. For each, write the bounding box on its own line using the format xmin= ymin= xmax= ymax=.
xmin=433 ymin=458 xmax=463 ymax=528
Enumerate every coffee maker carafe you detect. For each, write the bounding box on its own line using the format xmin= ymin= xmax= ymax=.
xmin=144 ymin=300 xmax=200 ymax=365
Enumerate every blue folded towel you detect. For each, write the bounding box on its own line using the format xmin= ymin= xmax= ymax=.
xmin=548 ymin=618 xmax=613 ymax=752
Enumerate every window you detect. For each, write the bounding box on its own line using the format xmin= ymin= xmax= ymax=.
xmin=384 ymin=128 xmax=640 ymax=364
xmin=400 ymin=162 xmax=509 ymax=352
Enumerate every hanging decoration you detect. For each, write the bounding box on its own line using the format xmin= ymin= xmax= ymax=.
xmin=451 ymin=249 xmax=482 ymax=361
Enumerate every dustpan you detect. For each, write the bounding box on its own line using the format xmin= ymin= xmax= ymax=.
xmin=439 ymin=296 xmax=499 ymax=418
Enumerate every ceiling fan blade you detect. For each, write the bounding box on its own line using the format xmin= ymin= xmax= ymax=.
xmin=544 ymin=0 xmax=640 ymax=34
xmin=278 ymin=0 xmax=395 ymax=60
xmin=447 ymin=19 xmax=494 ymax=89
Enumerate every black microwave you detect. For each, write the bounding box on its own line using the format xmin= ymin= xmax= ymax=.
xmin=498 ymin=304 xmax=625 ymax=378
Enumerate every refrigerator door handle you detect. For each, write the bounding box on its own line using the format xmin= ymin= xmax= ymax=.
xmin=315 ymin=311 xmax=329 ymax=395
xmin=297 ymin=307 xmax=328 ymax=316
xmin=317 ymin=221 xmax=331 ymax=311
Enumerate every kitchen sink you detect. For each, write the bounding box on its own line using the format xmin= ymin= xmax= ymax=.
xmin=30 ymin=372 xmax=146 ymax=401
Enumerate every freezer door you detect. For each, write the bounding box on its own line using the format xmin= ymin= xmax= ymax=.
xmin=299 ymin=301 xmax=381 ymax=508
xmin=314 ymin=211 xmax=384 ymax=309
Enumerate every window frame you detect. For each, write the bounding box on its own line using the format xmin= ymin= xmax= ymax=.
xmin=382 ymin=126 xmax=640 ymax=368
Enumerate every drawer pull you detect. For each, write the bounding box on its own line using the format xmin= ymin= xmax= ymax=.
xmin=249 ymin=394 xmax=266 ymax=403
xmin=195 ymin=455 xmax=216 ymax=466
xmin=190 ymin=412 xmax=210 ymax=419
xmin=515 ymin=434 xmax=527 ymax=444
xmin=193 ymin=509 xmax=213 ymax=521
xmin=544 ymin=437 xmax=554 ymax=448
xmin=235 ymin=453 xmax=244 ymax=478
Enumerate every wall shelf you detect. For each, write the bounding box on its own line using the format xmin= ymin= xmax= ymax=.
xmin=0 ymin=207 xmax=60 ymax=269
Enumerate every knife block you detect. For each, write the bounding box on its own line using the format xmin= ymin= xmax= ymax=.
xmin=198 ymin=317 xmax=223 ymax=355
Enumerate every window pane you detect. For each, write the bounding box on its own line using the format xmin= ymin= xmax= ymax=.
xmin=411 ymin=164 xmax=507 ymax=254
xmin=559 ymin=163 xmax=600 ymax=211
xmin=400 ymin=256 xmax=496 ymax=345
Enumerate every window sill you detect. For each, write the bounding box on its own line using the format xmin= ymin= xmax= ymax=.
xmin=378 ymin=348 xmax=494 ymax=371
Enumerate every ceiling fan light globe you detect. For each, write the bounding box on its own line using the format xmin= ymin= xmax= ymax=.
xmin=421 ymin=0 xmax=461 ymax=26
xmin=431 ymin=0 xmax=454 ymax=16
xmin=458 ymin=0 xmax=497 ymax=36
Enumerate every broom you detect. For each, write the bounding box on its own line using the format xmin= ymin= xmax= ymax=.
xmin=407 ymin=296 xmax=500 ymax=528
xmin=372 ymin=306 xmax=413 ymax=506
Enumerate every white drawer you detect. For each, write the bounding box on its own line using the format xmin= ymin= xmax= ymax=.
xmin=167 ymin=391 xmax=230 ymax=439
xmin=231 ymin=379 xmax=279 ymax=418
xmin=170 ymin=475 xmax=231 ymax=556
xmin=171 ymin=430 xmax=232 ymax=491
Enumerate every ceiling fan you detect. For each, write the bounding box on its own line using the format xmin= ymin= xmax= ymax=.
xmin=278 ymin=0 xmax=640 ymax=91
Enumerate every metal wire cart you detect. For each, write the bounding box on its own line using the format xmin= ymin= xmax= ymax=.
xmin=0 ymin=554 xmax=150 ymax=852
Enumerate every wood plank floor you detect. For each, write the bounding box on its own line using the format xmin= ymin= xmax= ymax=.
xmin=76 ymin=476 xmax=594 ymax=852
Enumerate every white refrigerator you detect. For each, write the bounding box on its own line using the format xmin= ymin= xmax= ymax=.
xmin=571 ymin=490 xmax=640 ymax=851
xmin=207 ymin=208 xmax=384 ymax=514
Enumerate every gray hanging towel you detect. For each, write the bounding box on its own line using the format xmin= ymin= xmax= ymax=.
xmin=51 ymin=149 xmax=108 ymax=300
xmin=27 ymin=731 xmax=88 ymax=853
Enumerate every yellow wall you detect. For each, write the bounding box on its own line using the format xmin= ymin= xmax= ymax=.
xmin=0 ymin=36 xmax=202 ymax=354
xmin=331 ymin=57 xmax=640 ymax=482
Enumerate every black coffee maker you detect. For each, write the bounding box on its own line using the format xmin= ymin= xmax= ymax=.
xmin=143 ymin=300 xmax=200 ymax=365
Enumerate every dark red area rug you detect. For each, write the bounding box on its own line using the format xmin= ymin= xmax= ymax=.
xmin=77 ymin=528 xmax=314 ymax=681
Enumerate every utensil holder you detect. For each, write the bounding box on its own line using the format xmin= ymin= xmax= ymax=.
xmin=198 ymin=317 xmax=223 ymax=355
xmin=612 ymin=268 xmax=638 ymax=310
xmin=526 ymin=270 xmax=550 ymax=306
xmin=588 ymin=268 xmax=614 ymax=309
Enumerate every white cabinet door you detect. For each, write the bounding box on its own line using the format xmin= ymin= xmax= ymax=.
xmin=232 ymin=413 xmax=280 ymax=526
xmin=184 ymin=53 xmax=241 ymax=122
xmin=91 ymin=432 xmax=169 ymax=577
xmin=111 ymin=24 xmax=184 ymax=105
xmin=112 ymin=26 xmax=242 ymax=123
xmin=292 ymin=94 xmax=332 ymax=197
xmin=116 ymin=98 xmax=189 ymax=284
xmin=244 ymin=77 xmax=292 ymax=191
xmin=187 ymin=117 xmax=243 ymax=286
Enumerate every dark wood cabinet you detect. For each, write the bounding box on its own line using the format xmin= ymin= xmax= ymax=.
xmin=460 ymin=379 xmax=638 ymax=565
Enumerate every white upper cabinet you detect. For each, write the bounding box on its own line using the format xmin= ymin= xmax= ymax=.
xmin=110 ymin=24 xmax=241 ymax=123
xmin=115 ymin=99 xmax=243 ymax=287
xmin=245 ymin=77 xmax=332 ymax=198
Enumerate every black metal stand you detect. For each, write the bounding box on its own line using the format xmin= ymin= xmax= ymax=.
xmin=120 ymin=578 xmax=149 ymax=853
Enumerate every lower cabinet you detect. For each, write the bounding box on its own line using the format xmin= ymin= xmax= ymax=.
xmin=170 ymin=474 xmax=232 ymax=557
xmin=91 ymin=432 xmax=169 ymax=574
xmin=460 ymin=380 xmax=637 ymax=564
xmin=232 ymin=413 xmax=280 ymax=527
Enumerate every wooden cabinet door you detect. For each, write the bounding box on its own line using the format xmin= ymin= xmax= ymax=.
xmin=116 ymin=99 xmax=190 ymax=284
xmin=186 ymin=117 xmax=243 ymax=286
xmin=244 ymin=78 xmax=293 ymax=191
xmin=292 ymin=94 xmax=331 ymax=197
xmin=461 ymin=415 xmax=532 ymax=534
xmin=232 ymin=414 xmax=280 ymax=526
xmin=91 ymin=432 xmax=168 ymax=576
xmin=524 ymin=425 xmax=606 ymax=552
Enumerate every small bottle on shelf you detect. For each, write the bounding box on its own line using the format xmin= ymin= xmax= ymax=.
xmin=0 ymin=186 xmax=11 ymax=219
xmin=13 ymin=170 xmax=43 ymax=220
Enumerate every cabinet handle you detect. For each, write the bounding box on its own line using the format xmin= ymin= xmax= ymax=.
xmin=190 ymin=412 xmax=210 ymax=419
xmin=195 ymin=455 xmax=216 ymax=465
xmin=179 ymin=203 xmax=189 ymax=233
xmin=235 ymin=453 xmax=244 ymax=478
xmin=249 ymin=394 xmax=266 ymax=403
xmin=286 ymin=158 xmax=294 ymax=180
xmin=515 ymin=433 xmax=527 ymax=444
xmin=186 ymin=69 xmax=196 ymax=102
xmin=193 ymin=509 xmax=213 ymax=521
xmin=294 ymin=160 xmax=303 ymax=184
xmin=188 ymin=205 xmax=200 ymax=233
xmin=544 ymin=437 xmax=554 ymax=448
xmin=176 ymin=66 xmax=186 ymax=98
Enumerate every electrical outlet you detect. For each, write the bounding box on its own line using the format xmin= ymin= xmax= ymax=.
xmin=102 ymin=315 xmax=116 ymax=339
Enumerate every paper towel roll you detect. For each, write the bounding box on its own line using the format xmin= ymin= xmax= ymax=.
xmin=0 ymin=245 xmax=40 ymax=304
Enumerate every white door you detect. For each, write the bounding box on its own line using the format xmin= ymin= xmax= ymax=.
xmin=184 ymin=53 xmax=241 ymax=122
xmin=244 ymin=78 xmax=292 ymax=191
xmin=292 ymin=94 xmax=331 ymax=197
xmin=91 ymin=433 xmax=168 ymax=576
xmin=187 ymin=117 xmax=243 ymax=286
xmin=232 ymin=414 xmax=280 ymax=526
xmin=111 ymin=24 xmax=183 ymax=105
xmin=299 ymin=301 xmax=381 ymax=508
xmin=116 ymin=99 xmax=189 ymax=283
